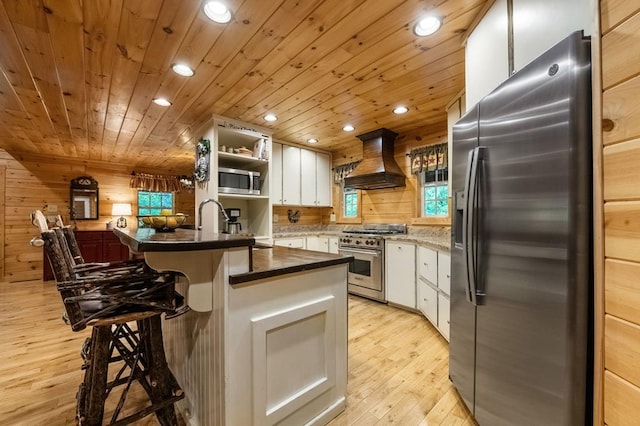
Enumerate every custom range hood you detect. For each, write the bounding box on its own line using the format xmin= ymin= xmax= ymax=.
xmin=344 ymin=128 xmax=406 ymax=190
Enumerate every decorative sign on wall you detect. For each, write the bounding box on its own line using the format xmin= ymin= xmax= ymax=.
xmin=194 ymin=138 xmax=211 ymax=187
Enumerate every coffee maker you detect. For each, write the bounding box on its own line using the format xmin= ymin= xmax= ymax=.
xmin=224 ymin=208 xmax=242 ymax=234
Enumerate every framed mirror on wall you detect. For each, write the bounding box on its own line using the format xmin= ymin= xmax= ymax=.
xmin=70 ymin=176 xmax=99 ymax=220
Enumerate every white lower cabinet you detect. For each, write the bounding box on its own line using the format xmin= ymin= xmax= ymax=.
xmin=385 ymin=242 xmax=416 ymax=309
xmin=437 ymin=293 xmax=450 ymax=340
xmin=416 ymin=245 xmax=451 ymax=341
xmin=438 ymin=252 xmax=451 ymax=295
xmin=328 ymin=237 xmax=339 ymax=254
xmin=418 ymin=278 xmax=438 ymax=325
xmin=274 ymin=237 xmax=306 ymax=249
xmin=275 ymin=235 xmax=339 ymax=253
xmin=305 ymin=236 xmax=329 ymax=252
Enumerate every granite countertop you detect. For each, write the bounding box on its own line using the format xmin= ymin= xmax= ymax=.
xmin=384 ymin=234 xmax=451 ymax=251
xmin=114 ymin=227 xmax=256 ymax=252
xmin=229 ymin=246 xmax=353 ymax=285
xmin=272 ymin=229 xmax=451 ymax=252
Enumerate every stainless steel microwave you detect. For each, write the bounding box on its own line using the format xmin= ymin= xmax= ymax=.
xmin=218 ymin=167 xmax=261 ymax=195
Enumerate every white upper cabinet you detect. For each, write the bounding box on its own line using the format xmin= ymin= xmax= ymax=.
xmin=273 ymin=141 xmax=332 ymax=207
xmin=282 ymin=145 xmax=301 ymax=205
xmin=300 ymin=148 xmax=317 ymax=206
xmin=513 ymin=0 xmax=591 ymax=72
xmin=465 ymin=0 xmax=509 ymax=109
xmin=316 ymin=152 xmax=332 ymax=206
xmin=465 ymin=0 xmax=592 ymax=111
xmin=272 ymin=142 xmax=283 ymax=205
xmin=300 ymin=149 xmax=332 ymax=207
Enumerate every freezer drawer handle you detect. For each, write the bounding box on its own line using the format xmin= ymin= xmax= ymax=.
xmin=462 ymin=146 xmax=484 ymax=306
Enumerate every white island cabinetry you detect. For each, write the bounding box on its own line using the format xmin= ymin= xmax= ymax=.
xmin=122 ymin=226 xmax=352 ymax=426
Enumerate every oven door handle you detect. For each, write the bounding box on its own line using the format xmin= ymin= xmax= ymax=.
xmin=339 ymin=248 xmax=381 ymax=257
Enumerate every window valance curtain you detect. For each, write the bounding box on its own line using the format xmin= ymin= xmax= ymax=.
xmin=408 ymin=143 xmax=448 ymax=175
xmin=129 ymin=172 xmax=193 ymax=192
xmin=333 ymin=161 xmax=361 ymax=183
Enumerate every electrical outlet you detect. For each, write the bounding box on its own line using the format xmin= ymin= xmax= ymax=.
xmin=330 ymin=213 xmax=336 ymax=222
xmin=47 ymin=204 xmax=58 ymax=212
xmin=273 ymin=214 xmax=279 ymax=223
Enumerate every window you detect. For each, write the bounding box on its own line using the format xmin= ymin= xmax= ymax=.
xmin=421 ymin=169 xmax=448 ymax=217
xmin=343 ymin=187 xmax=358 ymax=218
xmin=137 ymin=191 xmax=174 ymax=215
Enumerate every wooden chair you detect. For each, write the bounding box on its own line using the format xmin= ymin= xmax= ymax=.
xmin=41 ymin=229 xmax=185 ymax=425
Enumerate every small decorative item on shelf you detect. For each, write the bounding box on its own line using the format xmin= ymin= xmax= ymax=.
xmin=287 ymin=209 xmax=301 ymax=224
xmin=194 ymin=138 xmax=211 ymax=188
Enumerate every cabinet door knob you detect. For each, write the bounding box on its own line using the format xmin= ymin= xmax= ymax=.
xmin=446 ymin=274 xmax=450 ymax=278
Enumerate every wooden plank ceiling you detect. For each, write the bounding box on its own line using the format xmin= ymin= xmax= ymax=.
xmin=0 ymin=0 xmax=486 ymax=170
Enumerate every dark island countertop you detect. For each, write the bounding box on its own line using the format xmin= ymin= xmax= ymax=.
xmin=229 ymin=246 xmax=353 ymax=285
xmin=114 ymin=227 xmax=256 ymax=252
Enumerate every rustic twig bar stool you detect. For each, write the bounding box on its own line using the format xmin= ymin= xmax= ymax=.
xmin=41 ymin=228 xmax=184 ymax=425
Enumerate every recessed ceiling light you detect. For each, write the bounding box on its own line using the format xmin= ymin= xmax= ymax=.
xmin=343 ymin=124 xmax=355 ymax=132
xmin=153 ymin=98 xmax=172 ymax=107
xmin=264 ymin=114 xmax=277 ymax=122
xmin=393 ymin=105 xmax=409 ymax=114
xmin=414 ymin=16 xmax=441 ymax=36
xmin=172 ymin=63 xmax=195 ymax=77
xmin=307 ymin=138 xmax=318 ymax=144
xmin=203 ymin=1 xmax=232 ymax=24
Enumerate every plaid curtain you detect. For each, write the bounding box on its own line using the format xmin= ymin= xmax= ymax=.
xmin=408 ymin=143 xmax=448 ymax=175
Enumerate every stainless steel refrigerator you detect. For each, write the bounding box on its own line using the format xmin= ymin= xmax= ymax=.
xmin=449 ymin=31 xmax=593 ymax=425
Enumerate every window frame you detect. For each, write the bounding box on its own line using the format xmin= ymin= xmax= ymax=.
xmin=337 ymin=183 xmax=362 ymax=224
xmin=412 ymin=169 xmax=451 ymax=225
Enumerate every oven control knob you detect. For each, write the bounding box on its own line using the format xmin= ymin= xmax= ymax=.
xmin=356 ymin=240 xmax=361 ymax=244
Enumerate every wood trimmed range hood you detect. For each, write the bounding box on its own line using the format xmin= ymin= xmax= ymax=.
xmin=344 ymin=128 xmax=406 ymax=190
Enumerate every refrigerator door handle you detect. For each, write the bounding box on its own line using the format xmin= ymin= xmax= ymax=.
xmin=463 ymin=146 xmax=485 ymax=305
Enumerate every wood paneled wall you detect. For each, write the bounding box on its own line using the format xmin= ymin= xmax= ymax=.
xmin=599 ymin=0 xmax=640 ymax=422
xmin=0 ymin=149 xmax=194 ymax=282
xmin=272 ymin=206 xmax=333 ymax=226
xmin=331 ymin=122 xmax=448 ymax=224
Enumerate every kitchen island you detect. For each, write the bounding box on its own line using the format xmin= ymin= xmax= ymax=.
xmin=114 ymin=228 xmax=352 ymax=426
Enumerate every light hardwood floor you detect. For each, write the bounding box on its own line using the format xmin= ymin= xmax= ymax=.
xmin=0 ymin=280 xmax=474 ymax=425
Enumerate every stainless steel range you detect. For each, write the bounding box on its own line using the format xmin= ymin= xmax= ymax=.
xmin=338 ymin=224 xmax=406 ymax=302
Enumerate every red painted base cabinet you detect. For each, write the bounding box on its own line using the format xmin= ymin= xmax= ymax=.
xmin=43 ymin=230 xmax=130 ymax=281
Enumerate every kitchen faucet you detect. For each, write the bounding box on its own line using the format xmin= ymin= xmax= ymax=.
xmin=198 ymin=198 xmax=230 ymax=230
